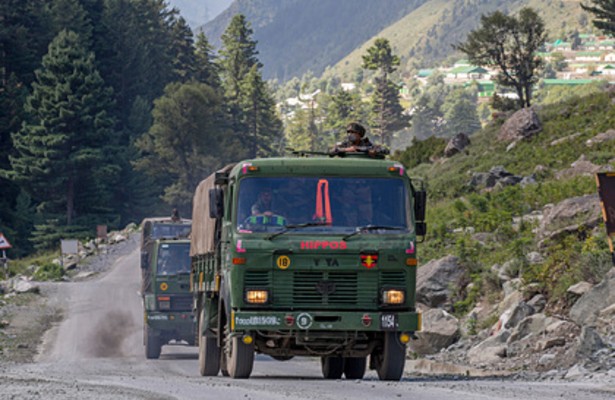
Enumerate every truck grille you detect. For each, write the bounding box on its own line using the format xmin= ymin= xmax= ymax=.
xmin=379 ymin=271 xmax=406 ymax=286
xmin=291 ymin=271 xmax=358 ymax=305
xmin=170 ymin=295 xmax=192 ymax=311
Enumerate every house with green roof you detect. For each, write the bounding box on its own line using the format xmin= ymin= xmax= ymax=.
xmin=447 ymin=66 xmax=489 ymax=80
xmin=464 ymin=80 xmax=495 ymax=97
xmin=542 ymin=79 xmax=596 ymax=86
xmin=575 ymin=51 xmax=604 ymax=61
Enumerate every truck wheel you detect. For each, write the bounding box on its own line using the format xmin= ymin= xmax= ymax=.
xmin=343 ymin=357 xmax=366 ymax=379
xmin=321 ymin=356 xmax=344 ymax=379
xmin=226 ymin=335 xmax=254 ymax=379
xmin=373 ymin=332 xmax=406 ymax=381
xmin=198 ymin=309 xmax=220 ymax=376
xmin=145 ymin=326 xmax=161 ymax=359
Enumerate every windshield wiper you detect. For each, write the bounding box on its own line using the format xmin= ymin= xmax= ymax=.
xmin=266 ymin=221 xmax=330 ymax=240
xmin=342 ymin=225 xmax=407 ymax=241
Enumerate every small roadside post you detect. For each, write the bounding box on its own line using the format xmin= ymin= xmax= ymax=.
xmin=596 ymin=173 xmax=615 ymax=265
xmin=0 ymin=233 xmax=12 ymax=279
xmin=60 ymin=239 xmax=79 ymax=269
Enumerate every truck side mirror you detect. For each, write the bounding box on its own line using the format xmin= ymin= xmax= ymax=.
xmin=209 ymin=188 xmax=224 ymax=219
xmin=140 ymin=251 xmax=149 ymax=269
xmin=416 ymin=222 xmax=427 ymax=236
xmin=414 ymin=190 xmax=426 ymax=222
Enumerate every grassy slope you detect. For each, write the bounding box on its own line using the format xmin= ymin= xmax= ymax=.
xmin=408 ymin=90 xmax=615 ymax=313
xmin=326 ymin=0 xmax=589 ymax=79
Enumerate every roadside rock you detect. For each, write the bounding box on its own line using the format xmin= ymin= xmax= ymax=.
xmin=444 ymin=133 xmax=470 ymax=157
xmin=586 ymin=129 xmax=615 ymax=147
xmin=498 ymin=107 xmax=542 ymax=142
xmin=570 ymin=268 xmax=615 ymax=326
xmin=11 ymin=278 xmax=40 ymax=294
xmin=527 ymin=294 xmax=546 ymax=313
xmin=508 ymin=313 xmax=557 ymax=343
xmin=469 ymin=166 xmax=523 ymax=189
xmin=577 ymin=326 xmax=605 ymax=357
xmin=551 ymin=132 xmax=582 ymax=146
xmin=537 ymin=194 xmax=602 ymax=244
xmin=409 ymin=308 xmax=460 ymax=355
xmin=467 ymin=330 xmax=509 ymax=364
xmin=565 ymin=364 xmax=589 ymax=380
xmin=555 ymin=155 xmax=604 ymax=179
xmin=535 ymin=337 xmax=566 ymax=352
xmin=504 ymin=302 xmax=535 ymax=330
xmin=416 ymin=255 xmax=465 ymax=308
xmin=567 ymin=281 xmax=593 ymax=297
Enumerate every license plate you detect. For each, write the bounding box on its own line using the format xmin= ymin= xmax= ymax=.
xmin=380 ymin=313 xmax=398 ymax=330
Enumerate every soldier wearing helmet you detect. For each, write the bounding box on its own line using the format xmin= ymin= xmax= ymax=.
xmin=333 ymin=122 xmax=373 ymax=153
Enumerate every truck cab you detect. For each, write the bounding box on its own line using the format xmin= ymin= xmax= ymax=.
xmin=140 ymin=218 xmax=194 ymax=359
xmin=192 ymin=156 xmax=425 ymax=379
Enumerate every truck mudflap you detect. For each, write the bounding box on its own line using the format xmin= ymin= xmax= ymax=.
xmin=231 ymin=310 xmax=421 ymax=332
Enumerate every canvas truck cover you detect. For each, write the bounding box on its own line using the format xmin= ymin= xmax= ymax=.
xmin=191 ymin=164 xmax=235 ymax=256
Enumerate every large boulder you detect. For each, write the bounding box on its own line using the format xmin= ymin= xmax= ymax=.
xmin=467 ymin=330 xmax=509 ymax=364
xmin=468 ymin=166 xmax=523 ymax=189
xmin=507 ymin=313 xmax=558 ymax=343
xmin=11 ymin=277 xmax=40 ymax=294
xmin=498 ymin=107 xmax=542 ymax=142
xmin=444 ymin=133 xmax=471 ymax=157
xmin=577 ymin=326 xmax=605 ymax=357
xmin=416 ymin=255 xmax=465 ymax=308
xmin=555 ymin=155 xmax=604 ymax=180
xmin=537 ymin=194 xmax=602 ymax=244
xmin=570 ymin=268 xmax=615 ymax=326
xmin=409 ymin=308 xmax=460 ymax=355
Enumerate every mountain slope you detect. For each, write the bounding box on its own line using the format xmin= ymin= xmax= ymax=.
xmin=200 ymin=0 xmax=428 ymax=81
xmin=167 ymin=0 xmax=233 ymax=28
xmin=327 ymin=0 xmax=589 ymax=78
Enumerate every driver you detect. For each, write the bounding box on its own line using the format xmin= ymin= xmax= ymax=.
xmin=246 ymin=186 xmax=286 ymax=228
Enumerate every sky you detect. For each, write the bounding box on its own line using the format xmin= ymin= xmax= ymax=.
xmin=167 ymin=0 xmax=234 ymax=28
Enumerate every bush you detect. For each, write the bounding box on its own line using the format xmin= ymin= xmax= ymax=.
xmin=33 ymin=263 xmax=64 ymax=281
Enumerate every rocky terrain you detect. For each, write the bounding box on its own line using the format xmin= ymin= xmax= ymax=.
xmin=0 ymin=225 xmax=139 ymax=363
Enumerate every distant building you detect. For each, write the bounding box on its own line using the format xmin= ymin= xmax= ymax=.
xmin=542 ymin=79 xmax=596 ymax=87
xmin=605 ymin=53 xmax=615 ymax=62
xmin=575 ymin=51 xmax=604 ymax=62
xmin=601 ymin=65 xmax=615 ymax=76
xmin=464 ymin=80 xmax=495 ymax=98
xmin=446 ymin=66 xmax=489 ymax=80
xmin=341 ymin=82 xmax=356 ymax=91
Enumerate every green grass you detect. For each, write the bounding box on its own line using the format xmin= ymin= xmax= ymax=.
xmin=399 ymin=89 xmax=615 ymax=316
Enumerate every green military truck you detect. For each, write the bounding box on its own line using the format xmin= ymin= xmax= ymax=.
xmin=140 ymin=217 xmax=194 ymax=359
xmin=191 ymin=155 xmax=425 ymax=379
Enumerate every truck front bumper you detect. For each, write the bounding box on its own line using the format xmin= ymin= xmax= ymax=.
xmin=231 ymin=310 xmax=421 ymax=332
xmin=145 ymin=311 xmax=195 ymax=334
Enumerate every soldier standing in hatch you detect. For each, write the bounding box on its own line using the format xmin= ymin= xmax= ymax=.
xmin=333 ymin=122 xmax=373 ymax=153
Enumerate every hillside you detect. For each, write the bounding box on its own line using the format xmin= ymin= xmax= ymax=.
xmin=327 ymin=0 xmax=591 ymax=79
xmin=167 ymin=0 xmax=232 ymax=27
xmin=200 ymin=0 xmax=427 ymax=81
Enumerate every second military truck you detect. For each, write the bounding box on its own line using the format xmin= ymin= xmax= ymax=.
xmin=191 ymin=155 xmax=425 ymax=379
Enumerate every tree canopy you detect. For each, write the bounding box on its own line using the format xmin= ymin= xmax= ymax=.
xmin=454 ymin=7 xmax=547 ymax=108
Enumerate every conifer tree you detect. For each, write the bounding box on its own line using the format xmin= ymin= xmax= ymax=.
xmin=48 ymin=0 xmax=93 ymax=48
xmin=169 ymin=15 xmax=196 ymax=82
xmin=582 ymin=1 xmax=615 ymax=35
xmin=8 ymin=30 xmax=118 ymax=234
xmin=362 ymin=38 xmax=409 ymax=146
xmin=194 ymin=32 xmax=221 ymax=88
xmin=134 ymin=82 xmax=247 ymax=213
xmin=238 ymin=65 xmax=283 ymax=157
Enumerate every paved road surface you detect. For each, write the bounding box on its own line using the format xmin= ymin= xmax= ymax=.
xmin=0 ymin=244 xmax=613 ymax=399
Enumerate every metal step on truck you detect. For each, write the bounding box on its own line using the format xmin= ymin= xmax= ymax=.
xmin=190 ymin=153 xmax=425 ymax=380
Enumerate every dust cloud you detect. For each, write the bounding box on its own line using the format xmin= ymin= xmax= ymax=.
xmin=81 ymin=311 xmax=137 ymax=358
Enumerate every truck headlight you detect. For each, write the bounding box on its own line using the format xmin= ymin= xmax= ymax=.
xmin=382 ymin=289 xmax=405 ymax=305
xmin=245 ymin=289 xmax=269 ymax=304
xmin=158 ymin=296 xmax=171 ymax=310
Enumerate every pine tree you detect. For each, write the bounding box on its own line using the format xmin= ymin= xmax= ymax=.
xmin=238 ymin=65 xmax=284 ymax=157
xmin=194 ymin=32 xmax=221 ymax=88
xmin=441 ymin=88 xmax=481 ymax=137
xmin=134 ymin=82 xmax=247 ymax=213
xmin=323 ymin=89 xmax=367 ymax=145
xmin=169 ymin=15 xmax=196 ymax=82
xmin=582 ymin=1 xmax=615 ymax=35
xmin=285 ymin=107 xmax=318 ymax=152
xmin=8 ymin=30 xmax=118 ymax=233
xmin=362 ymin=38 xmax=409 ymax=146
xmin=48 ymin=0 xmax=93 ymax=48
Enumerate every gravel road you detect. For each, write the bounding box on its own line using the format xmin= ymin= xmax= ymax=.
xmin=1 ymin=240 xmax=614 ymax=400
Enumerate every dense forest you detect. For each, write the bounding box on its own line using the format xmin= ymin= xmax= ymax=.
xmin=0 ymin=0 xmax=282 ymax=256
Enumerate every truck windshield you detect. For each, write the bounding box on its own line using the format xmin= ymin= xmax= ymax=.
xmin=157 ymin=243 xmax=191 ymax=275
xmin=236 ymin=177 xmax=411 ymax=234
xmin=151 ymin=224 xmax=191 ymax=240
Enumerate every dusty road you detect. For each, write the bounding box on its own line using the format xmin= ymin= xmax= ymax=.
xmin=1 ymin=243 xmax=614 ymax=400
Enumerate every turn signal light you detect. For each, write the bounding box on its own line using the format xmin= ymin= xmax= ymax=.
xmin=382 ymin=290 xmax=405 ymax=305
xmin=248 ymin=166 xmax=259 ymax=172
xmin=233 ymin=257 xmax=247 ymax=265
xmin=245 ymin=290 xmax=268 ymax=304
xmin=406 ymin=258 xmax=418 ymax=266
xmin=242 ymin=335 xmax=254 ymax=345
xmin=399 ymin=333 xmax=411 ymax=344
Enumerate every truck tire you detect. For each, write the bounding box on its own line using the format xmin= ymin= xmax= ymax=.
xmin=343 ymin=357 xmax=367 ymax=379
xmin=226 ymin=335 xmax=254 ymax=379
xmin=145 ymin=326 xmax=161 ymax=359
xmin=198 ymin=309 xmax=220 ymax=376
xmin=373 ymin=332 xmax=406 ymax=381
xmin=321 ymin=356 xmax=344 ymax=379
